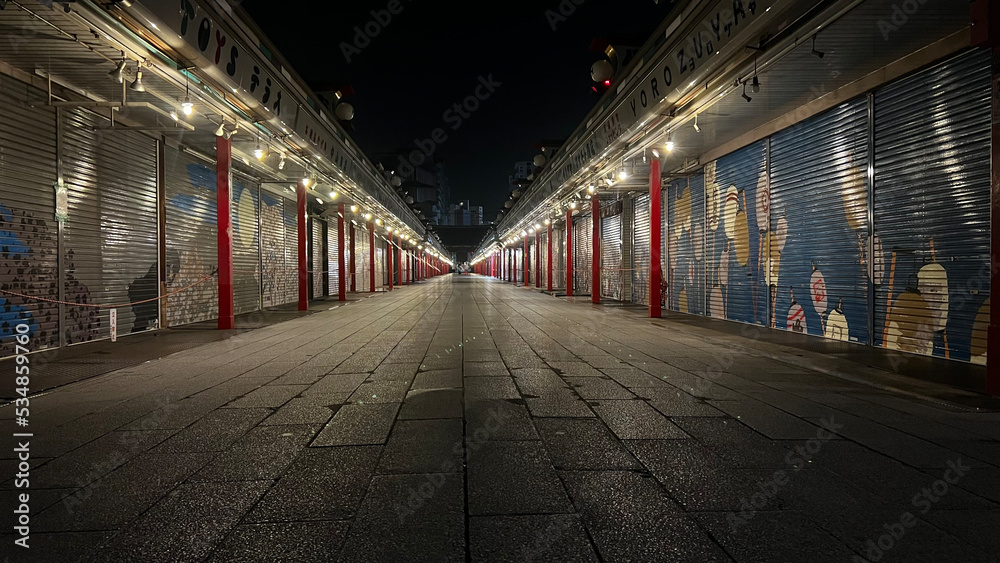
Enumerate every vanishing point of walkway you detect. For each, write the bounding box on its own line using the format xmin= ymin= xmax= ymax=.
xmin=2 ymin=275 xmax=999 ymax=562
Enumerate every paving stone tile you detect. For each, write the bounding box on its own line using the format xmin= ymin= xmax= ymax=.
xmin=208 ymin=521 xmax=350 ymax=562
xmin=463 ymin=361 xmax=510 ymax=376
xmin=412 ymin=369 xmax=462 ymax=389
xmin=305 ymin=373 xmax=368 ymax=395
xmin=465 ymin=400 xmax=539 ymax=441
xmin=336 ymin=474 xmax=465 ymax=563
xmin=399 ymin=389 xmax=463 ymax=419
xmin=312 ymin=403 xmax=400 ymax=446
xmin=348 ymin=380 xmax=410 ymax=404
xmin=153 ymin=408 xmax=270 ymax=453
xmin=535 ymin=418 xmax=641 ymax=470
xmin=694 ymin=510 xmax=856 ymax=562
xmin=548 ymin=362 xmax=605 ymax=377
xmin=465 ymin=377 xmax=520 ymax=400
xmin=565 ymin=377 xmax=635 ymax=400
xmin=469 ymin=515 xmax=599 ymax=562
xmin=248 ymin=446 xmax=380 ymax=522
xmin=379 ymin=419 xmax=464 ymax=474
xmin=261 ymin=399 xmax=338 ymax=426
xmin=593 ymin=400 xmax=689 ymax=439
xmin=189 ymin=424 xmax=318 ymax=481
xmin=468 ymin=441 xmax=573 ymax=515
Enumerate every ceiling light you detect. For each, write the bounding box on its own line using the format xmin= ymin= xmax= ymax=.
xmin=181 ymin=97 xmax=193 ymax=116
xmin=587 ymin=185 xmax=595 ymax=194
xmin=129 ymin=69 xmax=145 ymax=92
xmin=365 ymin=213 xmax=373 ymax=220
xmin=618 ymin=168 xmax=628 ymax=180
xmin=751 ymin=74 xmax=760 ymax=94
xmin=693 ymin=114 xmax=702 ymax=133
xmin=742 ymin=82 xmax=752 ymax=103
xmin=108 ymin=53 xmax=127 ymax=83
xmin=214 ymin=120 xmax=225 ymax=137
xmin=350 ymin=205 xmax=358 ymax=213
xmin=170 ymin=111 xmax=179 ymax=121
xmin=811 ymin=35 xmax=825 ymax=58
xmin=329 ymin=191 xmax=337 ymax=199
xmin=544 ymin=219 xmax=551 ymax=225
xmin=665 ymin=133 xmax=675 ymax=152
xmin=315 ymin=197 xmax=323 ymax=204
xmin=278 ymin=153 xmax=286 ymax=170
xmin=302 ymin=176 xmax=311 ymax=188
xmin=253 ymin=134 xmax=264 ymax=159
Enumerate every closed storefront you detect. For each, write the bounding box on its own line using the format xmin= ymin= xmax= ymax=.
xmin=665 ymin=177 xmax=704 ymax=315
xmin=162 ymin=146 xmax=216 ymax=327
xmin=327 ymin=215 xmax=340 ymax=296
xmin=357 ymin=223 xmax=371 ymax=291
xmin=232 ymin=174 xmax=261 ymax=315
xmin=0 ymin=79 xmax=59 ymax=356
xmin=64 ymin=108 xmax=159 ymax=338
xmin=311 ymin=217 xmax=325 ymax=298
xmin=632 ymin=194 xmax=651 ymax=305
xmin=705 ymin=141 xmax=768 ymax=326
xmin=601 ymin=205 xmax=623 ymax=300
xmin=873 ymin=50 xmax=991 ymax=364
xmin=574 ymin=213 xmax=592 ymax=295
xmin=528 ymin=240 xmax=536 ymax=286
xmin=540 ymin=230 xmax=548 ymax=289
xmin=375 ymin=234 xmax=386 ymax=289
xmin=261 ymin=188 xmax=296 ymax=308
xmin=771 ymin=100 xmax=869 ymax=341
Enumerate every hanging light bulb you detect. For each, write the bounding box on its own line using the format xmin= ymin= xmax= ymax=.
xmin=665 ymin=132 xmax=675 ymax=152
xmin=618 ymin=166 xmax=628 ymax=180
xmin=108 ymin=52 xmax=127 ymax=83
xmin=254 ymin=144 xmax=264 ymax=160
xmin=180 ymin=75 xmax=193 ymax=116
xmin=350 ymin=205 xmax=358 ymax=213
xmin=302 ymin=176 xmax=311 ymax=188
xmin=329 ymin=191 xmax=337 ymax=199
xmin=278 ymin=153 xmax=286 ymax=170
xmin=129 ymin=69 xmax=146 ymax=92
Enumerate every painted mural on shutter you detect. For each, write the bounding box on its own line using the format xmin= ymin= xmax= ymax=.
xmin=771 ymin=100 xmax=869 ymax=342
xmin=601 ymin=211 xmax=623 ymax=300
xmin=574 ymin=214 xmax=593 ymax=295
xmin=232 ymin=175 xmax=260 ymax=315
xmin=260 ymin=189 xmax=292 ymax=307
xmin=63 ymin=109 xmax=159 ymax=339
xmin=0 ymin=79 xmax=59 ymax=356
xmin=632 ymin=194 xmax=651 ymax=305
xmin=873 ymin=50 xmax=991 ymax=364
xmin=162 ymin=146 xmax=217 ymax=327
xmin=665 ymin=177 xmax=704 ymax=314
xmin=706 ymin=141 xmax=767 ymax=325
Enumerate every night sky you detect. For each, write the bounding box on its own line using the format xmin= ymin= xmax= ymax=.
xmin=241 ymin=0 xmax=669 ymax=220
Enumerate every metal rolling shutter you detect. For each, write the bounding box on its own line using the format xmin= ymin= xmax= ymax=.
xmin=574 ymin=214 xmax=592 ymax=295
xmin=601 ymin=210 xmax=623 ymax=300
xmin=312 ymin=217 xmax=324 ymax=298
xmin=514 ymin=247 xmax=523 ymax=284
xmin=771 ymin=100 xmax=869 ymax=342
xmin=260 ymin=189 xmax=286 ymax=307
xmin=665 ymin=177 xmax=704 ymax=314
xmin=232 ymin=174 xmax=260 ymax=315
xmin=328 ymin=216 xmax=340 ymax=295
xmin=707 ymin=141 xmax=768 ymax=326
xmin=162 ymin=147 xmax=217 ymax=327
xmin=633 ymin=194 xmax=650 ymax=305
xmin=375 ymin=234 xmax=386 ymax=289
xmin=529 ymin=240 xmax=536 ymax=286
xmin=63 ymin=109 xmax=159 ymax=339
xmin=0 ymin=79 xmax=59 ymax=356
xmin=281 ymin=197 xmax=298 ymax=305
xmin=873 ymin=50 xmax=991 ymax=364
xmin=356 ymin=223 xmax=369 ymax=291
xmin=540 ymin=231 xmax=548 ymax=289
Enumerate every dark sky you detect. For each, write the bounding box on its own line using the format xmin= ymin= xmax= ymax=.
xmin=241 ymin=0 xmax=669 ymax=219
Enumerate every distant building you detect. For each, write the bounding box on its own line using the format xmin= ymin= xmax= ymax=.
xmin=372 ymin=151 xmax=451 ymax=225
xmin=450 ymin=200 xmax=484 ymax=226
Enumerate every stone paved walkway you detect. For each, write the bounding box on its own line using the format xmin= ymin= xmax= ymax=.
xmin=2 ymin=275 xmax=999 ymax=562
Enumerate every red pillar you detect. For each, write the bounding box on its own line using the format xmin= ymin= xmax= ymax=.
xmin=535 ymin=230 xmax=541 ymax=288
xmin=337 ymin=203 xmax=346 ymax=301
xmin=547 ymin=223 xmax=553 ymax=291
xmin=523 ymin=235 xmax=529 ymax=287
xmin=592 ymin=197 xmax=600 ymax=304
xmin=387 ymin=233 xmax=393 ymax=291
xmin=398 ymin=237 xmax=404 ymax=287
xmin=349 ymin=220 xmax=356 ymax=293
xmin=566 ymin=209 xmax=573 ymax=297
xmin=216 ymin=136 xmax=235 ymax=329
xmin=650 ymin=159 xmax=662 ymax=318
xmin=368 ymin=222 xmax=376 ymax=292
xmin=296 ymin=180 xmax=308 ymax=311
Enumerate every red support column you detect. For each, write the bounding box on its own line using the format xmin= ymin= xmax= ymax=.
xmin=650 ymin=159 xmax=662 ymax=318
xmin=216 ymin=136 xmax=235 ymax=329
xmin=296 ymin=179 xmax=308 ymax=311
xmin=592 ymin=197 xmax=600 ymax=304
xmin=535 ymin=230 xmax=541 ymax=288
xmin=349 ymin=220 xmax=356 ymax=293
xmin=387 ymin=233 xmax=394 ymax=291
xmin=368 ymin=222 xmax=376 ymax=292
xmin=337 ymin=203 xmax=346 ymax=301
xmin=523 ymin=235 xmax=529 ymax=288
xmin=398 ymin=237 xmax=404 ymax=286
xmin=566 ymin=210 xmax=574 ymax=297
xmin=547 ymin=223 xmax=553 ymax=292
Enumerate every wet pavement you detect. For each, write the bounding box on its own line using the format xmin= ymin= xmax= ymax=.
xmin=2 ymin=275 xmax=998 ymax=562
